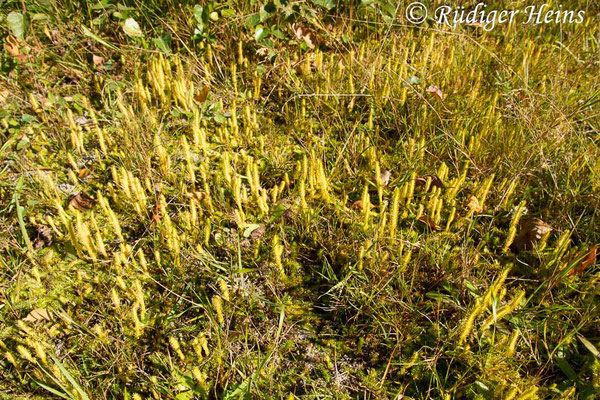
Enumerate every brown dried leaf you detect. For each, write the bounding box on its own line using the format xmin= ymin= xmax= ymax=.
xmin=33 ymin=225 xmax=53 ymax=249
xmin=5 ymin=40 xmax=27 ymax=62
xmin=186 ymin=192 xmax=206 ymax=202
xmin=78 ymin=168 xmax=91 ymax=179
xmin=92 ymin=55 xmax=104 ymax=69
xmin=293 ymin=24 xmax=317 ymax=49
xmin=23 ymin=308 xmax=52 ymax=323
xmin=68 ymin=192 xmax=96 ymax=211
xmin=427 ymin=85 xmax=444 ymax=100
xmin=569 ymin=246 xmax=597 ymax=276
xmin=41 ymin=97 xmax=52 ymax=108
xmin=152 ymin=202 xmax=163 ymax=223
xmin=467 ymin=195 xmax=483 ymax=214
xmin=415 ymin=174 xmax=445 ymax=190
xmin=250 ymin=225 xmax=266 ymax=241
xmin=74 ymin=116 xmax=91 ymax=126
xmin=351 ymin=200 xmax=375 ymax=210
xmin=417 ymin=215 xmax=441 ymax=230
xmin=194 ymin=86 xmax=209 ymax=104
xmin=512 ymin=218 xmax=554 ymax=252
xmin=0 ymin=89 xmax=9 ymax=104
xmin=351 ymin=200 xmax=364 ymax=210
xmin=379 ymin=170 xmax=392 ymax=186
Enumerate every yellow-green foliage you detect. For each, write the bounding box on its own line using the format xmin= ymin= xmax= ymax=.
xmin=0 ymin=2 xmax=598 ymax=399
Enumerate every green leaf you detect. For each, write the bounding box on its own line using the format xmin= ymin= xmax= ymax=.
xmin=243 ymin=224 xmax=262 ymax=238
xmin=222 ymin=378 xmax=250 ymax=400
xmin=260 ymin=2 xmax=276 ymax=21
xmin=578 ymin=335 xmax=600 ymax=360
xmin=153 ymin=34 xmax=171 ymax=54
xmin=269 ymin=203 xmax=286 ymax=223
xmin=555 ymin=357 xmax=577 ymax=380
xmin=21 ymin=113 xmax=37 ymax=123
xmin=175 ymin=391 xmax=194 ymax=400
xmin=403 ymin=75 xmax=421 ymax=87
xmin=7 ymin=12 xmax=27 ymax=41
xmin=49 ymin=354 xmax=90 ymax=400
xmin=221 ymin=9 xmax=236 ymax=18
xmin=194 ymin=5 xmax=208 ymax=25
xmin=254 ymin=26 xmax=268 ymax=41
xmin=16 ymin=136 xmax=30 ymax=150
xmin=123 ymin=17 xmax=143 ymax=37
xmin=270 ymin=28 xmax=285 ymax=39
xmin=33 ymin=380 xmax=71 ymax=399
xmin=313 ymin=0 xmax=337 ymax=10
xmin=245 ymin=13 xmax=260 ymax=27
xmin=82 ymin=26 xmax=119 ymax=50
xmin=15 ymin=183 xmax=32 ymax=253
xmin=31 ymin=13 xmax=49 ymax=22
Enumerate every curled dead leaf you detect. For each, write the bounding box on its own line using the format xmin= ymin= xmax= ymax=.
xmin=351 ymin=200 xmax=375 ymax=210
xmin=569 ymin=246 xmax=597 ymax=276
xmin=68 ymin=192 xmax=96 ymax=211
xmin=511 ymin=218 xmax=554 ymax=253
xmin=415 ymin=174 xmax=445 ymax=190
xmin=74 ymin=116 xmax=93 ymax=127
xmin=293 ymin=24 xmax=318 ymax=49
xmin=417 ymin=215 xmax=441 ymax=230
xmin=33 ymin=225 xmax=53 ymax=249
xmin=250 ymin=225 xmax=266 ymax=240
xmin=78 ymin=168 xmax=91 ymax=179
xmin=379 ymin=170 xmax=392 ymax=186
xmin=426 ymin=85 xmax=444 ymax=100
xmin=92 ymin=54 xmax=104 ymax=69
xmin=5 ymin=36 xmax=28 ymax=62
xmin=194 ymin=86 xmax=209 ymax=104
xmin=0 ymin=89 xmax=9 ymax=104
xmin=23 ymin=308 xmax=52 ymax=323
xmin=152 ymin=202 xmax=163 ymax=223
xmin=242 ymin=224 xmax=267 ymax=241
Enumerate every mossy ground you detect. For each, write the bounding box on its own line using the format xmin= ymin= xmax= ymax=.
xmin=1 ymin=1 xmax=599 ymax=399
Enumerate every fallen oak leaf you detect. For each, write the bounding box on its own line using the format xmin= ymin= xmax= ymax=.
xmin=68 ymin=192 xmax=96 ymax=211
